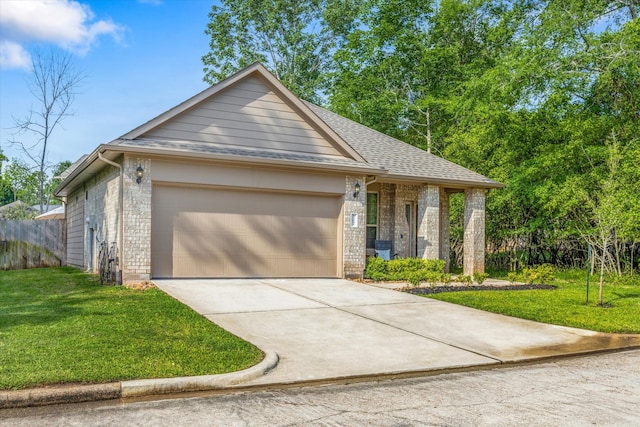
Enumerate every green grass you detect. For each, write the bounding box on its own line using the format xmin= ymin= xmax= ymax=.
xmin=426 ymin=269 xmax=640 ymax=334
xmin=0 ymin=267 xmax=264 ymax=390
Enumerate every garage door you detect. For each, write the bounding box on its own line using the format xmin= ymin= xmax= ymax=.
xmin=151 ymin=185 xmax=342 ymax=278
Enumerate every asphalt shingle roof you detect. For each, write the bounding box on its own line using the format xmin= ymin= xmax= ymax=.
xmin=305 ymin=102 xmax=502 ymax=187
xmin=111 ymin=138 xmax=381 ymax=172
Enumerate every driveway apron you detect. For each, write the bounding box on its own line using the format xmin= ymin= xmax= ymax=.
xmin=154 ymin=279 xmax=640 ymax=386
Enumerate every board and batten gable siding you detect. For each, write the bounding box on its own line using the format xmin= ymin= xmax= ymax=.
xmin=66 ymin=188 xmax=85 ymax=268
xmin=140 ymin=76 xmax=345 ymax=159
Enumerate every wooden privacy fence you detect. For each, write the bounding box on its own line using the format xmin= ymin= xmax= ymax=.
xmin=0 ymin=220 xmax=66 ymax=270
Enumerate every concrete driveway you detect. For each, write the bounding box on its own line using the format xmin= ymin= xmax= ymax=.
xmin=154 ymin=279 xmax=640 ymax=386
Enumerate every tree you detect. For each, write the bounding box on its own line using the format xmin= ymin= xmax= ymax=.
xmin=202 ymin=0 xmax=352 ymax=102
xmin=0 ymin=149 xmax=12 ymax=205
xmin=4 ymin=159 xmax=40 ymax=205
xmin=8 ymin=49 xmax=83 ymax=214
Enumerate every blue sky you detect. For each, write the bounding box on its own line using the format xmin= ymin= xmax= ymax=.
xmin=1 ymin=0 xmax=218 ymax=166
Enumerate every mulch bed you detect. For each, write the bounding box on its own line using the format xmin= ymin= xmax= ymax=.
xmin=404 ymin=284 xmax=556 ymax=295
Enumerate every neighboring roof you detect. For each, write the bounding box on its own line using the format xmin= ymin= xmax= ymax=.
xmin=305 ymin=102 xmax=502 ymax=188
xmin=35 ymin=205 xmax=65 ymax=220
xmin=0 ymin=201 xmax=37 ymax=219
xmin=55 ymin=62 xmax=502 ymax=196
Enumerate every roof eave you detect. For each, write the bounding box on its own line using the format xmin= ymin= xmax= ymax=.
xmin=381 ymin=173 xmax=505 ymax=189
xmin=112 ymin=144 xmax=386 ymax=175
xmin=54 ymin=144 xmax=388 ymax=198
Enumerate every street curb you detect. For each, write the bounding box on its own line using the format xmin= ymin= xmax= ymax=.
xmin=121 ymin=350 xmax=279 ymax=398
xmin=0 ymin=350 xmax=279 ymax=409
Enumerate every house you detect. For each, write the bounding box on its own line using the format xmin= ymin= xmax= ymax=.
xmin=54 ymin=63 xmax=502 ymax=283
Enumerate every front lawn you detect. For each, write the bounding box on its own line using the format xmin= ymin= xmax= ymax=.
xmin=425 ymin=270 xmax=640 ymax=334
xmin=0 ymin=267 xmax=263 ymax=390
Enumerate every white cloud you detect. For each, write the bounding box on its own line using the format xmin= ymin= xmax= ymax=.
xmin=0 ymin=40 xmax=32 ymax=70
xmin=0 ymin=0 xmax=122 ymax=68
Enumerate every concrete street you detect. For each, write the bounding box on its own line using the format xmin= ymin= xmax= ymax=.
xmin=2 ymin=349 xmax=638 ymax=426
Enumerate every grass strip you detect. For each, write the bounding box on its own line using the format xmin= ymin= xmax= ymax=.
xmin=425 ymin=270 xmax=640 ymax=334
xmin=0 ymin=267 xmax=263 ymax=390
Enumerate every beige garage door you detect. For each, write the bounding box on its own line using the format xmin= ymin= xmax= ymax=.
xmin=152 ymin=185 xmax=342 ymax=278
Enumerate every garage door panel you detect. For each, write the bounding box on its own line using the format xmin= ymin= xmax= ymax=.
xmin=152 ymin=185 xmax=341 ymax=278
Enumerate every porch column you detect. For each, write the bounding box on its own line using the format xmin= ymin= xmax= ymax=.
xmin=439 ymin=189 xmax=450 ymax=272
xmin=417 ymin=185 xmax=440 ymax=259
xmin=463 ymin=188 xmax=485 ymax=276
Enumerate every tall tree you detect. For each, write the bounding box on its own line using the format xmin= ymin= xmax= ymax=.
xmin=8 ymin=49 xmax=83 ymax=214
xmin=0 ymin=149 xmax=12 ymax=205
xmin=202 ymin=0 xmax=353 ymax=102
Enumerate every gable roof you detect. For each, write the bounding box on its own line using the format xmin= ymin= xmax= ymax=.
xmin=55 ymin=63 xmax=502 ymax=197
xmin=120 ymin=63 xmax=366 ymax=163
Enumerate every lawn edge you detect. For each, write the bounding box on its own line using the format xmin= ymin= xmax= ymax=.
xmin=0 ymin=350 xmax=279 ymax=409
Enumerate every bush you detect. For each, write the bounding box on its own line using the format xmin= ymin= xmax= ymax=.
xmin=473 ymin=272 xmax=489 ymax=285
xmin=366 ymin=257 xmax=445 ymax=282
xmin=507 ymin=271 xmax=518 ymax=285
xmin=365 ymin=256 xmax=387 ymax=281
xmin=456 ymin=274 xmax=473 ymax=286
xmin=522 ymin=264 xmax=555 ymax=285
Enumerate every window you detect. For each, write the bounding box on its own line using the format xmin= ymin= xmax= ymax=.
xmin=366 ymin=192 xmax=378 ymax=249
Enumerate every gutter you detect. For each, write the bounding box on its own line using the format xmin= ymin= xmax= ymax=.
xmin=97 ymin=152 xmax=124 ymax=284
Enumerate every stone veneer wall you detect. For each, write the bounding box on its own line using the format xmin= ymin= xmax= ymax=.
xmin=378 ymin=183 xmax=395 ymax=241
xmin=393 ymin=184 xmax=419 ymax=258
xmin=121 ymin=155 xmax=152 ymax=283
xmin=463 ymin=188 xmax=486 ymax=276
xmin=417 ymin=185 xmax=440 ymax=260
xmin=78 ymin=161 xmax=121 ymax=272
xmin=343 ymin=175 xmax=366 ymax=278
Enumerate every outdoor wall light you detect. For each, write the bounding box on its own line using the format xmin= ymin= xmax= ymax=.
xmin=353 ymin=182 xmax=361 ymax=199
xmin=135 ymin=165 xmax=144 ymax=184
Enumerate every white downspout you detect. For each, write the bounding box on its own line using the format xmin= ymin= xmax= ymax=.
xmin=365 ymin=176 xmax=378 ymax=186
xmin=97 ymin=152 xmax=124 ymax=284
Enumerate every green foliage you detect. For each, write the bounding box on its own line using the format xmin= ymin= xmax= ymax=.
xmin=365 ymin=256 xmax=387 ymax=281
xmin=473 ymin=272 xmax=489 ymax=285
xmin=522 ymin=264 xmax=555 ymax=285
xmin=507 ymin=271 xmax=518 ymax=285
xmin=366 ymin=257 xmax=445 ymax=284
xmin=202 ymin=0 xmax=350 ymax=103
xmin=455 ymin=274 xmax=473 ymax=286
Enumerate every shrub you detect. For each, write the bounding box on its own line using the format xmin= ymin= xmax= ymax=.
xmin=507 ymin=271 xmax=518 ymax=285
xmin=440 ymin=273 xmax=452 ymax=285
xmin=522 ymin=264 xmax=555 ymax=285
xmin=365 ymin=256 xmax=387 ymax=281
xmin=473 ymin=272 xmax=489 ymax=285
xmin=407 ymin=269 xmax=444 ymax=287
xmin=366 ymin=257 xmax=446 ymax=282
xmin=456 ymin=274 xmax=473 ymax=286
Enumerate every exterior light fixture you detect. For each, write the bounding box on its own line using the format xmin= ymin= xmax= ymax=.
xmin=135 ymin=165 xmax=144 ymax=184
xmin=353 ymin=182 xmax=361 ymax=199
